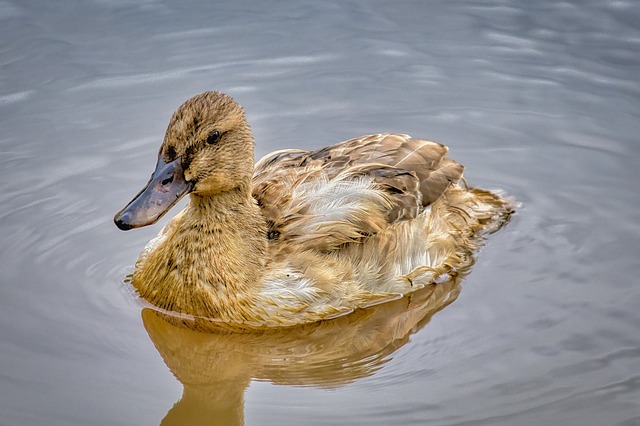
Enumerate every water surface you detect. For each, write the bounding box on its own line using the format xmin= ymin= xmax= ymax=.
xmin=1 ymin=1 xmax=639 ymax=425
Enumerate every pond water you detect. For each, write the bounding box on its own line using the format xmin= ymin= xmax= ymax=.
xmin=1 ymin=0 xmax=639 ymax=425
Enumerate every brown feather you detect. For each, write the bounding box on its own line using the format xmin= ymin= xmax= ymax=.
xmin=253 ymin=133 xmax=464 ymax=244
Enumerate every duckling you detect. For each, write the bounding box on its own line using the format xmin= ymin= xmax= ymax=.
xmin=115 ymin=91 xmax=514 ymax=328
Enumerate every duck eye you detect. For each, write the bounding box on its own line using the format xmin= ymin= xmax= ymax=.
xmin=206 ymin=130 xmax=221 ymax=145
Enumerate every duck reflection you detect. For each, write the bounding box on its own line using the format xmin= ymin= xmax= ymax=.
xmin=142 ymin=275 xmax=462 ymax=426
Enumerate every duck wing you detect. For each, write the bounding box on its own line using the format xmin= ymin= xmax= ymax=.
xmin=252 ymin=134 xmax=464 ymax=251
xmin=302 ymin=133 xmax=464 ymax=206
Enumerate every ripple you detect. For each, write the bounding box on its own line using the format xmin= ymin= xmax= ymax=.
xmin=0 ymin=90 xmax=33 ymax=105
xmin=69 ymin=54 xmax=337 ymax=91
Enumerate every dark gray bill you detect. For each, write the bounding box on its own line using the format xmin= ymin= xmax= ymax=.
xmin=114 ymin=156 xmax=192 ymax=230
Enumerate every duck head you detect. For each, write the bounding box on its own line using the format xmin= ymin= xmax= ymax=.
xmin=114 ymin=91 xmax=254 ymax=230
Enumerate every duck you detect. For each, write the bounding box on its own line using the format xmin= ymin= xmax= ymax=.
xmin=115 ymin=91 xmax=514 ymax=328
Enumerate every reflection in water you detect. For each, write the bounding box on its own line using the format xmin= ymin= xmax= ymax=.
xmin=142 ymin=275 xmax=462 ymax=425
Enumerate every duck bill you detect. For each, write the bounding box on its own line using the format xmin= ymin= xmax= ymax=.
xmin=114 ymin=156 xmax=193 ymax=230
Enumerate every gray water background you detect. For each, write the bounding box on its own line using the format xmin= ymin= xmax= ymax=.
xmin=1 ymin=1 xmax=639 ymax=425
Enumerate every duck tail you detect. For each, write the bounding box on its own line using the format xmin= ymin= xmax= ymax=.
xmin=462 ymin=186 xmax=518 ymax=236
xmin=422 ymin=185 xmax=516 ymax=276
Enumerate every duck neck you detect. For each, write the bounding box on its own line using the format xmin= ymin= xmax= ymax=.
xmin=134 ymin=187 xmax=269 ymax=321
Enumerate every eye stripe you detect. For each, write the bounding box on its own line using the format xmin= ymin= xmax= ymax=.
xmin=182 ymin=144 xmax=197 ymax=170
xmin=166 ymin=146 xmax=176 ymax=160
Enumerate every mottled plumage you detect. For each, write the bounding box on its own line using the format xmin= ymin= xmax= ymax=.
xmin=115 ymin=91 xmax=515 ymax=329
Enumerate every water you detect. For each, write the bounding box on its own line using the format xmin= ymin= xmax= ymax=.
xmin=1 ymin=1 xmax=639 ymax=425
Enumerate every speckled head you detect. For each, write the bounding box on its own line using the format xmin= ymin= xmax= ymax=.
xmin=115 ymin=91 xmax=255 ymax=230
